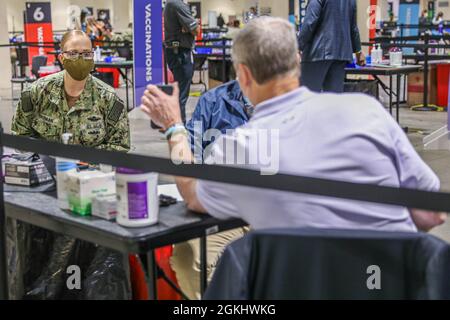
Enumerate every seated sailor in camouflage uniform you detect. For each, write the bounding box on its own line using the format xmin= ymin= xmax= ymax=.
xmin=8 ymin=30 xmax=131 ymax=299
xmin=12 ymin=30 xmax=130 ymax=152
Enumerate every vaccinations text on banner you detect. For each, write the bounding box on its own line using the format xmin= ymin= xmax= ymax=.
xmin=24 ymin=2 xmax=55 ymax=67
xmin=133 ymin=0 xmax=163 ymax=108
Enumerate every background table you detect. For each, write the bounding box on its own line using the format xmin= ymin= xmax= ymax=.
xmin=346 ymin=65 xmax=422 ymax=123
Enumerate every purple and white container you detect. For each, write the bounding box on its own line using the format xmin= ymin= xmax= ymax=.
xmin=116 ymin=168 xmax=159 ymax=228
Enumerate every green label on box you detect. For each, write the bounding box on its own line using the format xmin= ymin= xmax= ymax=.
xmin=68 ymin=195 xmax=92 ymax=216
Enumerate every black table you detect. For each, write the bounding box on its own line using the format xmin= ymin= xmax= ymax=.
xmin=95 ymin=61 xmax=134 ymax=111
xmin=194 ymin=54 xmax=232 ymax=85
xmin=0 ymin=187 xmax=246 ymax=300
xmin=345 ymin=65 xmax=422 ymax=123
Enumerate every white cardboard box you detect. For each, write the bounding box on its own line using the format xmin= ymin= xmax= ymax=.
xmin=67 ymin=171 xmax=116 ymax=216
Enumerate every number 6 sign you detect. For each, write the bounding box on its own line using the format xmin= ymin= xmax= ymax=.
xmin=26 ymin=3 xmax=51 ymax=23
xmin=24 ymin=2 xmax=54 ymax=68
xmin=33 ymin=7 xmax=45 ymax=22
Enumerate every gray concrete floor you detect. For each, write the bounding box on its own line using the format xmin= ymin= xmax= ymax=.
xmin=1 ymin=85 xmax=449 ymax=242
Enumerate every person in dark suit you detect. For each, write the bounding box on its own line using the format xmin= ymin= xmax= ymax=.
xmin=217 ymin=13 xmax=225 ymax=28
xmin=299 ymin=0 xmax=365 ymax=93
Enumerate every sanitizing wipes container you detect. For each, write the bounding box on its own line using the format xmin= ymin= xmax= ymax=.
xmin=56 ymin=133 xmax=77 ymax=210
xmin=116 ymin=168 xmax=159 ymax=228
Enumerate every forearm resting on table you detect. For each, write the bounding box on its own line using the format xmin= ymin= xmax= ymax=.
xmin=410 ymin=209 xmax=448 ymax=232
xmin=168 ymin=133 xmax=207 ymax=213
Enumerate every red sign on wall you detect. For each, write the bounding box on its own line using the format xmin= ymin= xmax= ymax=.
xmin=24 ymin=2 xmax=54 ymax=69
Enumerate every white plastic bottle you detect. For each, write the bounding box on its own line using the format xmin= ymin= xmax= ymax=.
xmin=116 ymin=168 xmax=159 ymax=228
xmin=372 ymin=44 xmax=383 ymax=64
xmin=56 ymin=133 xmax=77 ymax=210
xmin=95 ymin=46 xmax=102 ymax=62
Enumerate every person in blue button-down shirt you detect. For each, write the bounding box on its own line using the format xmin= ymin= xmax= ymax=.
xmin=170 ymin=80 xmax=252 ymax=299
xmin=186 ymin=80 xmax=253 ymax=162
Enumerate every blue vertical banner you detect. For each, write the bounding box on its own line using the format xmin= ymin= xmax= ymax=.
xmin=133 ymin=0 xmax=163 ymax=108
xmin=398 ymin=0 xmax=420 ymax=54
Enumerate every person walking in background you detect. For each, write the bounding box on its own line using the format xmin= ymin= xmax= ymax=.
xmin=419 ymin=9 xmax=430 ymax=34
xmin=245 ymin=6 xmax=258 ymax=24
xmin=217 ymin=13 xmax=225 ymax=28
xmin=225 ymin=20 xmax=242 ymax=40
xmin=420 ymin=9 xmax=429 ymax=25
xmin=298 ymin=0 xmax=365 ymax=93
xmin=164 ymin=0 xmax=200 ymax=124
xmin=433 ymin=11 xmax=444 ymax=25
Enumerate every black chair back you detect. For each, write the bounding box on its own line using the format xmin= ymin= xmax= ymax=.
xmin=31 ymin=56 xmax=48 ymax=78
xmin=17 ymin=47 xmax=29 ymax=67
xmin=117 ymin=45 xmax=132 ymax=61
xmin=205 ymin=228 xmax=450 ymax=300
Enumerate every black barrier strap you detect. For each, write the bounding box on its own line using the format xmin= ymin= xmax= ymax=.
xmin=0 ymin=40 xmax=134 ymax=49
xmin=2 ymin=133 xmax=450 ymax=213
xmin=0 ymin=44 xmax=55 ymax=49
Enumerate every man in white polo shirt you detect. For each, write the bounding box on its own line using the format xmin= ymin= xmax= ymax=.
xmin=141 ymin=17 xmax=447 ymax=296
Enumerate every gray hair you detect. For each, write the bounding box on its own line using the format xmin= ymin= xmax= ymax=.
xmin=232 ymin=17 xmax=300 ymax=84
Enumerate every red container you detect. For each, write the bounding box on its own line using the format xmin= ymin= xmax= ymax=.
xmin=97 ymin=67 xmax=120 ymax=88
xmin=128 ymin=246 xmax=182 ymax=300
xmin=436 ymin=64 xmax=450 ymax=108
